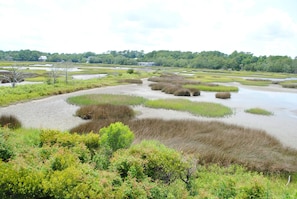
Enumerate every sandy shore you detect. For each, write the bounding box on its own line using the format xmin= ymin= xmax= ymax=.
xmin=0 ymin=79 xmax=296 ymax=149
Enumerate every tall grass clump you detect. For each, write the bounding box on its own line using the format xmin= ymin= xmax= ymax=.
xmin=215 ymin=92 xmax=231 ymax=99
xmin=76 ymin=104 xmax=135 ymax=120
xmin=0 ymin=115 xmax=22 ymax=129
xmin=149 ymin=83 xmax=171 ymax=90
xmin=161 ymin=84 xmax=181 ymax=94
xmin=129 ymin=119 xmax=297 ymax=173
xmin=173 ymin=88 xmax=191 ymax=96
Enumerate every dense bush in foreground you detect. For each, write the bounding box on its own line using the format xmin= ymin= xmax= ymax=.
xmin=1 ymin=125 xmax=296 ymax=198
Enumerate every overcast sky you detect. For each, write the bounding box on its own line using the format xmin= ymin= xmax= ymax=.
xmin=1 ymin=0 xmax=297 ymax=57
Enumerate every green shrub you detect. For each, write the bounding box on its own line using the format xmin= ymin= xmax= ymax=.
xmin=111 ymin=140 xmax=190 ymax=184
xmin=80 ymin=132 xmax=100 ymax=150
xmin=127 ymin=69 xmax=134 ymax=74
xmin=215 ymin=92 xmax=231 ymax=99
xmin=0 ymin=134 xmax=14 ymax=161
xmin=0 ymin=115 xmax=22 ymax=129
xmin=0 ymin=162 xmax=46 ymax=198
xmin=238 ymin=178 xmax=266 ymax=198
xmin=99 ymin=122 xmax=134 ymax=152
xmin=50 ymin=148 xmax=80 ymax=171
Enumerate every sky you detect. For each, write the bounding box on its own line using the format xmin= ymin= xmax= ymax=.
xmin=0 ymin=0 xmax=297 ymax=57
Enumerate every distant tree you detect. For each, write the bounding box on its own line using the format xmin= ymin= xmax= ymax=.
xmin=48 ymin=64 xmax=60 ymax=84
xmin=1 ymin=65 xmax=24 ymax=87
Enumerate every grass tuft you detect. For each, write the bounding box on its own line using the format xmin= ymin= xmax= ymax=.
xmin=245 ymin=108 xmax=273 ymax=116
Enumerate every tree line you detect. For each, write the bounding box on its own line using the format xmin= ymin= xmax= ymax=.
xmin=1 ymin=49 xmax=297 ymax=73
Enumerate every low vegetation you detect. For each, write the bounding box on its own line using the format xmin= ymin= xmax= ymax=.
xmin=184 ymin=83 xmax=239 ymax=92
xmin=245 ymin=108 xmax=273 ymax=116
xmin=67 ymin=94 xmax=147 ymax=106
xmin=144 ymin=99 xmax=233 ymax=117
xmin=148 ymin=73 xmax=239 ymax=93
xmin=117 ymin=78 xmax=143 ymax=84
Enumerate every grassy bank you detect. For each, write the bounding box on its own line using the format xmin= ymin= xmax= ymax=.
xmin=144 ymin=98 xmax=233 ymax=117
xmin=0 ymin=72 xmax=146 ymax=106
xmin=67 ymin=94 xmax=147 ymax=106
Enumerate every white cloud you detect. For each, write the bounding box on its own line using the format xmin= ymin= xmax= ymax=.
xmin=0 ymin=0 xmax=296 ymax=57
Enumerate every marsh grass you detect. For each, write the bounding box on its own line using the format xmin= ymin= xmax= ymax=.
xmin=245 ymin=108 xmax=273 ymax=116
xmin=0 ymin=115 xmax=22 ymax=129
xmin=173 ymin=88 xmax=191 ymax=96
xmin=148 ymin=73 xmax=239 ymax=92
xmin=129 ymin=119 xmax=297 ymax=173
xmin=237 ymin=79 xmax=272 ymax=86
xmin=215 ymin=92 xmax=231 ymax=99
xmin=161 ymin=84 xmax=181 ymax=94
xmin=184 ymin=84 xmax=239 ymax=92
xmin=71 ymin=118 xmax=297 ymax=173
xmin=281 ymin=80 xmax=297 ymax=89
xmin=144 ymin=99 xmax=232 ymax=117
xmin=76 ymin=104 xmax=135 ymax=120
xmin=118 ymin=79 xmax=143 ymax=84
xmin=67 ymin=94 xmax=147 ymax=106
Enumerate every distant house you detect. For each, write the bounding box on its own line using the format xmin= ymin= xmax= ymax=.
xmin=38 ymin=56 xmax=47 ymax=62
xmin=138 ymin=62 xmax=156 ymax=66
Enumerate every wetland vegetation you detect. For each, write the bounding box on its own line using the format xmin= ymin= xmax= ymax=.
xmin=1 ymin=57 xmax=297 ymax=198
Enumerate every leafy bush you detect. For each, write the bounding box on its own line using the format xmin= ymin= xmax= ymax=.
xmin=111 ymin=140 xmax=191 ymax=184
xmin=0 ymin=115 xmax=22 ymax=129
xmin=99 ymin=122 xmax=134 ymax=152
xmin=0 ymin=134 xmax=14 ymax=161
xmin=40 ymin=129 xmax=100 ymax=150
xmin=215 ymin=92 xmax=231 ymax=99
xmin=126 ymin=69 xmax=134 ymax=74
xmin=50 ymin=148 xmax=80 ymax=171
